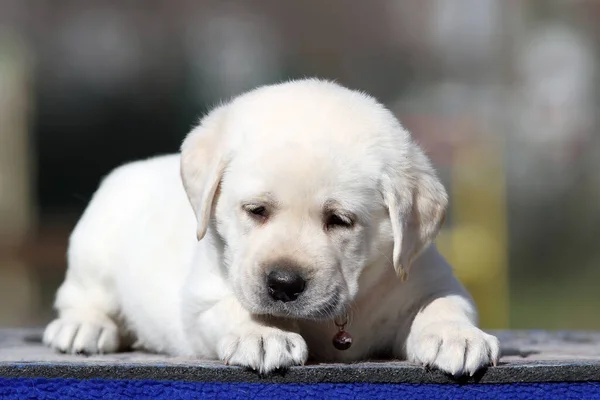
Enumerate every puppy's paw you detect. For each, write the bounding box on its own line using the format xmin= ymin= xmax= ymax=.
xmin=218 ymin=327 xmax=308 ymax=374
xmin=406 ymin=321 xmax=499 ymax=376
xmin=43 ymin=316 xmax=119 ymax=355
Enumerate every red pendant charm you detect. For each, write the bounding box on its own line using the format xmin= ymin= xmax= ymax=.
xmin=332 ymin=314 xmax=352 ymax=351
xmin=332 ymin=330 xmax=353 ymax=350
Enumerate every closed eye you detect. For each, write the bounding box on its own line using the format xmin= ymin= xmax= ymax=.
xmin=243 ymin=204 xmax=269 ymax=221
xmin=325 ymin=213 xmax=354 ymax=230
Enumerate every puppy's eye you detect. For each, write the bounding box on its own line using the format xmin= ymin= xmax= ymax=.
xmin=325 ymin=213 xmax=353 ymax=230
xmin=244 ymin=205 xmax=268 ymax=220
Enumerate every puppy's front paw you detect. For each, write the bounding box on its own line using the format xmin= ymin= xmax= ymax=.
xmin=218 ymin=327 xmax=308 ymax=374
xmin=407 ymin=321 xmax=499 ymax=376
xmin=43 ymin=316 xmax=119 ymax=355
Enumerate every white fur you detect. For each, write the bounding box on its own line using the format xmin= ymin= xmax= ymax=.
xmin=43 ymin=79 xmax=499 ymax=376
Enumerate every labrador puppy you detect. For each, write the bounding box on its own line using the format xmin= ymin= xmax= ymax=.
xmin=43 ymin=79 xmax=499 ymax=376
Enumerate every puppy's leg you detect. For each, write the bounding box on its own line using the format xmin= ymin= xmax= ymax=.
xmin=404 ymin=294 xmax=500 ymax=376
xmin=43 ymin=246 xmax=121 ymax=355
xmin=43 ymin=274 xmax=121 ymax=355
xmin=187 ymin=296 xmax=308 ymax=374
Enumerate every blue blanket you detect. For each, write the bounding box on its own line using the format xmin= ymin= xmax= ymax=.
xmin=1 ymin=378 xmax=600 ymax=400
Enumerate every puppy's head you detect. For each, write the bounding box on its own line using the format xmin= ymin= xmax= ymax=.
xmin=181 ymin=79 xmax=447 ymax=319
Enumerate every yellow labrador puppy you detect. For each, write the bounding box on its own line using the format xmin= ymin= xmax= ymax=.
xmin=43 ymin=79 xmax=499 ymax=376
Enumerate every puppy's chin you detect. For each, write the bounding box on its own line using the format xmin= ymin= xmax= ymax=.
xmin=238 ymin=288 xmax=347 ymax=321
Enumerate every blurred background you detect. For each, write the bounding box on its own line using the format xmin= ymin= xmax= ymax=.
xmin=0 ymin=0 xmax=599 ymax=331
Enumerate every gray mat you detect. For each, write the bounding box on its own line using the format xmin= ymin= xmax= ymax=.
xmin=1 ymin=329 xmax=600 ymax=384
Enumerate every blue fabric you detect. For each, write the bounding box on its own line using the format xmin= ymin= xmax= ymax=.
xmin=1 ymin=378 xmax=600 ymax=400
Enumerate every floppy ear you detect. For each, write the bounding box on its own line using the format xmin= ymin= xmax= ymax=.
xmin=180 ymin=105 xmax=229 ymax=241
xmin=383 ymin=142 xmax=448 ymax=280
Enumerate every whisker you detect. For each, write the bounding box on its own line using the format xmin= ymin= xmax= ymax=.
xmin=304 ymin=289 xmax=341 ymax=320
xmin=376 ymin=249 xmax=394 ymax=270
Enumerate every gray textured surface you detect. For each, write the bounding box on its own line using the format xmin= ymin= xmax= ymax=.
xmin=1 ymin=329 xmax=600 ymax=383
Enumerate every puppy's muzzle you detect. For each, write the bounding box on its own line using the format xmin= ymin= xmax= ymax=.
xmin=266 ymin=268 xmax=306 ymax=303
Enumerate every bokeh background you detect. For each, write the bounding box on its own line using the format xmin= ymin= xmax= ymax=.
xmin=1 ymin=0 xmax=599 ymax=331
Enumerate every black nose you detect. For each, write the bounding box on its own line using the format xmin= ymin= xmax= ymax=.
xmin=267 ymin=269 xmax=306 ymax=302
